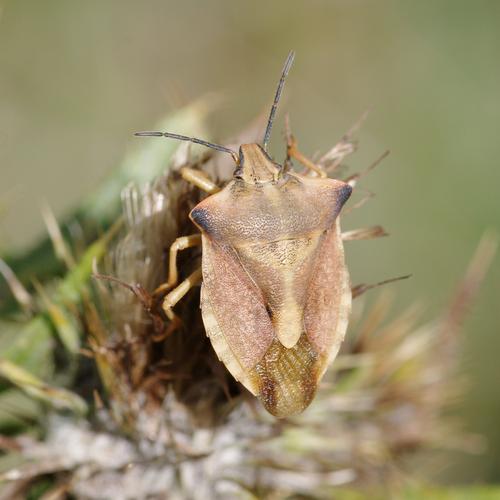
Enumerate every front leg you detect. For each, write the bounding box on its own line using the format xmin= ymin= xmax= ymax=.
xmin=180 ymin=166 xmax=220 ymax=194
xmin=153 ymin=234 xmax=202 ymax=298
xmin=160 ymin=268 xmax=203 ymax=339
xmin=285 ymin=115 xmax=327 ymax=178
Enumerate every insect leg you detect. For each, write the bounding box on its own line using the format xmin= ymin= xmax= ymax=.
xmin=153 ymin=234 xmax=202 ymax=297
xmin=180 ymin=166 xmax=220 ymax=194
xmin=162 ymin=267 xmax=203 ymax=321
xmin=286 ymin=132 xmax=327 ymax=178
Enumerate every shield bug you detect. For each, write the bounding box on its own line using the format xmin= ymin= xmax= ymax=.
xmin=135 ymin=52 xmax=354 ymax=417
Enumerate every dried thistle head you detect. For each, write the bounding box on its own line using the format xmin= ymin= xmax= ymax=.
xmin=0 ymin=106 xmax=495 ymax=498
xmin=69 ymin=122 xmax=483 ymax=494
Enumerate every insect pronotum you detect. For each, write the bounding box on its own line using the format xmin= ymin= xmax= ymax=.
xmin=136 ymin=51 xmax=354 ymax=417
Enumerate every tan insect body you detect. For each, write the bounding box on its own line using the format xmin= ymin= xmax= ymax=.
xmin=190 ymin=144 xmax=352 ymax=417
xmin=135 ymin=52 xmax=354 ymax=417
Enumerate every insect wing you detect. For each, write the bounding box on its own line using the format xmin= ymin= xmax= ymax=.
xmin=199 ymin=235 xmax=274 ymax=395
xmin=304 ymin=220 xmax=351 ymax=374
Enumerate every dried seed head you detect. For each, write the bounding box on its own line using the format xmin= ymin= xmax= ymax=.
xmin=2 ymin=114 xmax=491 ymax=498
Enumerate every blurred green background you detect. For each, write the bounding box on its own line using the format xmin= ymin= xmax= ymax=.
xmin=0 ymin=0 xmax=499 ymax=483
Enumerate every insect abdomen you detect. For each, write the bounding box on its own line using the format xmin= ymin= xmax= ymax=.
xmin=251 ymin=334 xmax=322 ymax=417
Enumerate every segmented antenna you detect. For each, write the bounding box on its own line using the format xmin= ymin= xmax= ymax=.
xmin=262 ymin=50 xmax=295 ymax=151
xmin=135 ymin=131 xmax=239 ymax=163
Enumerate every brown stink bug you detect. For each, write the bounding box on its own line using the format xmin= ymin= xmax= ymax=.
xmin=135 ymin=52 xmax=354 ymax=417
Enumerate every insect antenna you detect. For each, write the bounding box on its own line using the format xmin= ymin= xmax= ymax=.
xmin=262 ymin=50 xmax=295 ymax=151
xmin=135 ymin=131 xmax=239 ymax=163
